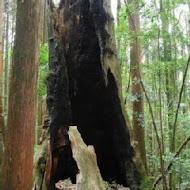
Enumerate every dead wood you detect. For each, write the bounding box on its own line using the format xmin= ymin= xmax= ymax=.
xmin=68 ymin=126 xmax=105 ymax=190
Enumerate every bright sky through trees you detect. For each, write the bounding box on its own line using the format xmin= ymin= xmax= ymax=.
xmin=53 ymin=0 xmax=117 ymax=18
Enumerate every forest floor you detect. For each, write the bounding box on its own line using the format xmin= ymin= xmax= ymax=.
xmin=55 ymin=179 xmax=131 ymax=190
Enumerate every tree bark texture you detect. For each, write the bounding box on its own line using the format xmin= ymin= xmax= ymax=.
xmin=127 ymin=0 xmax=147 ymax=171
xmin=47 ymin=0 xmax=141 ymax=189
xmin=1 ymin=1 xmax=40 ymax=189
xmin=34 ymin=122 xmax=49 ymax=190
xmin=0 ymin=0 xmax=4 ymax=172
xmin=0 ymin=0 xmax=4 ymax=125
xmin=4 ymin=0 xmax=9 ymax=116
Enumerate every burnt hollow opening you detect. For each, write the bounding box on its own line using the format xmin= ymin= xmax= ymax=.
xmin=47 ymin=0 xmax=140 ymax=189
xmin=70 ymin=68 xmax=135 ymax=185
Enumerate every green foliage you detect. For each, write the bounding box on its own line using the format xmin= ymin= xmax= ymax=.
xmin=117 ymin=1 xmax=190 ymax=189
xmin=38 ymin=43 xmax=49 ymax=96
xmin=39 ymin=43 xmax=49 ymax=66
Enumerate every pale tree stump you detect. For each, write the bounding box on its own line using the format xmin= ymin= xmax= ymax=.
xmin=68 ymin=126 xmax=105 ymax=190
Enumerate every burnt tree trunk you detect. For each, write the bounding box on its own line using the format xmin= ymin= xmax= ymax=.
xmin=47 ymin=0 xmax=140 ymax=189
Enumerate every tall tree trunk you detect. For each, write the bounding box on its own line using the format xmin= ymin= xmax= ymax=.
xmin=46 ymin=0 xmax=141 ymax=189
xmin=42 ymin=0 xmax=48 ymax=44
xmin=188 ymin=4 xmax=190 ymax=54
xmin=160 ymin=0 xmax=175 ymax=189
xmin=1 ymin=1 xmax=40 ymax=189
xmin=0 ymin=0 xmax=4 ymax=172
xmin=4 ymin=0 xmax=9 ymax=117
xmin=127 ymin=0 xmax=147 ymax=171
xmin=0 ymin=0 xmax=4 ymax=120
xmin=117 ymin=0 xmax=121 ymax=51
xmin=10 ymin=0 xmax=16 ymax=50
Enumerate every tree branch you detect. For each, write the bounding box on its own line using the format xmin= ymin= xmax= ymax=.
xmin=140 ymin=80 xmax=167 ymax=189
xmin=172 ymin=55 xmax=190 ymax=152
xmin=154 ymin=134 xmax=190 ymax=186
xmin=124 ymin=0 xmax=137 ymax=32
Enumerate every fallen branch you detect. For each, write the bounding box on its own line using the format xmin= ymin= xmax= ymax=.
xmin=154 ymin=134 xmax=190 ymax=186
xmin=172 ymin=55 xmax=190 ymax=152
xmin=140 ymin=80 xmax=168 ymax=189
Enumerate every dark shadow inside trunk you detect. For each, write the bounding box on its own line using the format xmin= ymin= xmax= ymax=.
xmin=70 ymin=67 xmax=135 ymax=185
xmin=47 ymin=0 xmax=140 ymax=189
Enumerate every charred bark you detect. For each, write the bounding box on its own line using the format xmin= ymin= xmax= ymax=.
xmin=47 ymin=0 xmax=141 ymax=189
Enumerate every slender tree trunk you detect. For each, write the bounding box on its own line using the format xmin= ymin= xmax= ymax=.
xmin=4 ymin=0 xmax=9 ymax=117
xmin=156 ymin=7 xmax=165 ymax=156
xmin=188 ymin=4 xmax=190 ymax=54
xmin=1 ymin=1 xmax=40 ymax=189
xmin=117 ymin=0 xmax=121 ymax=51
xmin=0 ymin=0 xmax=4 ymax=130
xmin=127 ymin=0 xmax=147 ymax=171
xmin=160 ymin=0 xmax=173 ymax=151
xmin=42 ymin=0 xmax=48 ymax=44
xmin=0 ymin=0 xmax=4 ymax=172
xmin=141 ymin=80 xmax=168 ymax=190
xmin=11 ymin=0 xmax=16 ymax=50
xmin=160 ymin=0 xmax=175 ymax=189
